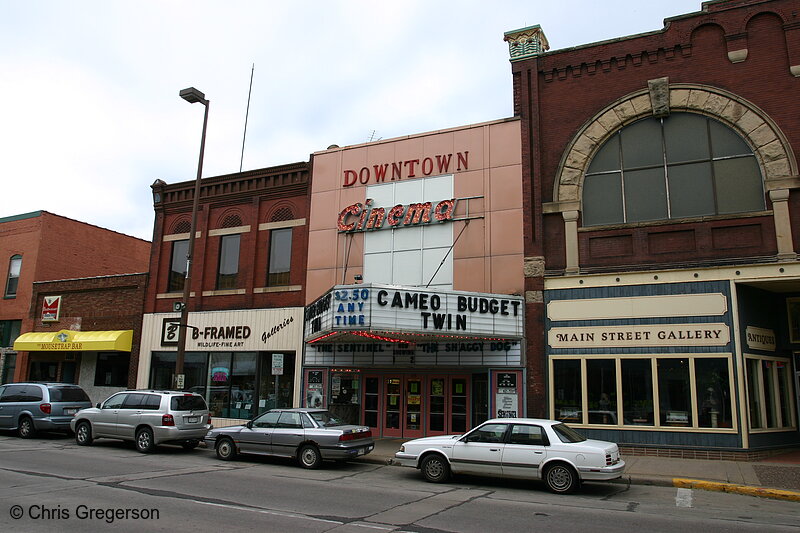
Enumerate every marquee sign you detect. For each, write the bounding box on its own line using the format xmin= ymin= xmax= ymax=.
xmin=304 ymin=284 xmax=524 ymax=343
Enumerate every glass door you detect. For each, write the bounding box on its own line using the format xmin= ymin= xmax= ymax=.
xmin=404 ymin=377 xmax=424 ymax=439
xmin=384 ymin=377 xmax=402 ymax=437
xmin=363 ymin=375 xmax=380 ymax=433
xmin=428 ymin=376 xmax=447 ymax=435
xmin=451 ymin=376 xmax=469 ymax=434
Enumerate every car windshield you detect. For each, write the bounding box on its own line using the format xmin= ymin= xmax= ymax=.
xmin=308 ymin=411 xmax=344 ymax=427
xmin=552 ymin=423 xmax=587 ymax=443
xmin=48 ymin=387 xmax=89 ymax=402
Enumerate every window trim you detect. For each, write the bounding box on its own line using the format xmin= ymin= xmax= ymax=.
xmin=549 ymin=353 xmax=738 ymax=432
xmin=216 ymin=233 xmax=241 ymax=290
xmin=267 ymin=227 xmax=293 ymax=287
xmin=5 ymin=254 xmax=22 ymax=298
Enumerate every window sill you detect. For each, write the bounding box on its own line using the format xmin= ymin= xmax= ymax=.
xmin=202 ymin=289 xmax=247 ymax=296
xmin=579 ymin=210 xmax=773 ymax=232
xmin=254 ymin=285 xmax=302 ymax=293
xmin=156 ymin=292 xmax=195 ymax=299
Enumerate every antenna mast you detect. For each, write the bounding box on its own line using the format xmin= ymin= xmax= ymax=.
xmin=239 ymin=63 xmax=255 ymax=172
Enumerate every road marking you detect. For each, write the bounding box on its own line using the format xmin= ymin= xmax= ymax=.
xmin=676 ymin=487 xmax=693 ymax=508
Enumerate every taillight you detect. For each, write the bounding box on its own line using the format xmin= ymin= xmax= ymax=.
xmin=40 ymin=403 xmax=52 ymax=414
xmin=207 ymin=414 xmax=212 ymax=425
xmin=162 ymin=414 xmax=175 ymax=426
xmin=339 ymin=430 xmax=371 ymax=442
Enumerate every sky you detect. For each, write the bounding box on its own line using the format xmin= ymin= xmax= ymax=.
xmin=1 ymin=0 xmax=702 ymax=241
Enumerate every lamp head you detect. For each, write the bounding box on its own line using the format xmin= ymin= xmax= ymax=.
xmin=179 ymin=87 xmax=207 ymax=105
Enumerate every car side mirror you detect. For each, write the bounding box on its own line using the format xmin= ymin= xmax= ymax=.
xmin=246 ymin=421 xmax=253 ymax=429
xmin=96 ymin=403 xmax=100 ymax=408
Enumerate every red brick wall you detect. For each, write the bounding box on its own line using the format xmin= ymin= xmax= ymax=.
xmin=22 ymin=273 xmax=148 ymax=387
xmin=145 ymin=165 xmax=311 ymax=315
xmin=513 ymin=0 xmax=800 ymax=413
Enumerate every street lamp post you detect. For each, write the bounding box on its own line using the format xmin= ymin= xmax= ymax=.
xmin=174 ymin=87 xmax=209 ymax=390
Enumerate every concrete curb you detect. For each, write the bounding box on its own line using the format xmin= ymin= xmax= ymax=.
xmin=673 ymin=478 xmax=800 ymax=502
xmin=357 ymin=457 xmax=800 ymax=502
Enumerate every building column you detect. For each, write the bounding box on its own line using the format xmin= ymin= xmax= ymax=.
xmin=769 ymin=189 xmax=797 ymax=260
xmin=563 ymin=210 xmax=580 ymax=274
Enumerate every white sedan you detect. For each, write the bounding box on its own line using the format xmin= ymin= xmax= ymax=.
xmin=394 ymin=418 xmax=625 ymax=494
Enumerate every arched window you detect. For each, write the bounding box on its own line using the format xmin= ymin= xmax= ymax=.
xmin=5 ymin=255 xmax=21 ymax=298
xmin=582 ymin=113 xmax=764 ymax=226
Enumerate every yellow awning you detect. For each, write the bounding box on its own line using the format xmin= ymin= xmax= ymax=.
xmin=13 ymin=330 xmax=133 ymax=352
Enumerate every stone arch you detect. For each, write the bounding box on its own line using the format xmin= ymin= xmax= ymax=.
xmin=214 ymin=208 xmax=245 ymax=229
xmin=554 ymin=83 xmax=797 ymax=206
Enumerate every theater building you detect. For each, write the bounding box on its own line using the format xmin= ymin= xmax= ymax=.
xmin=303 ymin=119 xmax=526 ymax=437
xmin=138 ymin=164 xmax=310 ymax=426
xmin=507 ymin=0 xmax=800 ymax=455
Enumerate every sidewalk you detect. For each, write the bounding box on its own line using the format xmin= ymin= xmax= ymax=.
xmin=355 ymin=438 xmax=800 ymax=502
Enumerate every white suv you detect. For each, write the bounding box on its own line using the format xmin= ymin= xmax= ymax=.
xmin=70 ymin=390 xmax=211 ymax=453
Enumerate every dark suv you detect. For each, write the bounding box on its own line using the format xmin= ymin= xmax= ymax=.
xmin=70 ymin=390 xmax=211 ymax=453
xmin=0 ymin=383 xmax=92 ymax=438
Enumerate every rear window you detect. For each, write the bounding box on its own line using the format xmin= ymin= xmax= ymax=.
xmin=171 ymin=395 xmax=207 ymax=411
xmin=308 ymin=411 xmax=344 ymax=427
xmin=48 ymin=386 xmax=90 ymax=403
xmin=552 ymin=423 xmax=587 ymax=443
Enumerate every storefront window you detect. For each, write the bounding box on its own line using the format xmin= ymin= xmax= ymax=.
xmin=746 ymin=356 xmax=796 ymax=430
xmin=150 ymin=351 xmax=207 ymax=392
xmin=587 ymin=359 xmax=616 ymax=424
xmin=621 ymin=359 xmax=654 ymax=425
xmin=328 ymin=371 xmax=360 ymax=425
xmin=746 ymin=358 xmax=763 ymax=429
xmin=94 ymin=352 xmax=130 ymax=387
xmin=658 ymin=359 xmax=692 ymax=427
xmin=207 ymin=353 xmax=232 ymax=417
xmin=695 ymin=358 xmax=732 ymax=428
xmin=257 ymin=352 xmax=294 ymax=414
xmin=553 ymin=359 xmax=581 ymax=422
xmin=229 ymin=353 xmax=256 ymax=419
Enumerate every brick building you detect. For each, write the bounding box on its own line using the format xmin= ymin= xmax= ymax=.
xmin=1 ymin=211 xmax=150 ymax=384
xmin=507 ymin=0 xmax=800 ymax=454
xmin=16 ymin=273 xmax=148 ymax=404
xmin=138 ymin=164 xmax=310 ymax=425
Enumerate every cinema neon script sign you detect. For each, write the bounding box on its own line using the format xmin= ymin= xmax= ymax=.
xmin=337 ymin=197 xmax=458 ymax=233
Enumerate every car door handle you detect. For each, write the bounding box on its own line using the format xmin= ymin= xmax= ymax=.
xmin=533 ymin=451 xmax=544 ymax=454
xmin=490 ymin=448 xmax=500 ymax=452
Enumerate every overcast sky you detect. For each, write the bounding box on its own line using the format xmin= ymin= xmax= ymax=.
xmin=2 ymin=1 xmax=702 ymax=241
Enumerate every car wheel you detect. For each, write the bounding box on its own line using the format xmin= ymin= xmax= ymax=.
xmin=216 ymin=437 xmax=237 ymax=460
xmin=298 ymin=444 xmax=322 ymax=469
xmin=544 ymin=463 xmax=579 ymax=494
xmin=75 ymin=422 xmax=93 ymax=446
xmin=420 ymin=454 xmax=451 ymax=483
xmin=17 ymin=416 xmax=35 ymax=439
xmin=135 ymin=427 xmax=155 ymax=453
xmin=182 ymin=440 xmax=200 ymax=450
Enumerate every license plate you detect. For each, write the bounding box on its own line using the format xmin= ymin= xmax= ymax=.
xmin=187 ymin=416 xmax=199 ymax=423
xmin=64 ymin=408 xmax=77 ymax=415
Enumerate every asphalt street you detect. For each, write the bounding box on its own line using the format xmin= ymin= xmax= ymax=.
xmin=0 ymin=432 xmax=798 ymax=532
